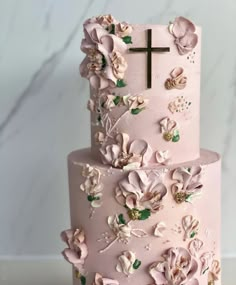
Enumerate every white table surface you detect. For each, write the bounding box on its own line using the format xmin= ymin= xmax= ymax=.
xmin=0 ymin=258 xmax=234 ymax=285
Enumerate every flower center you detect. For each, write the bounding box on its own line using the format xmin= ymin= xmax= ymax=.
xmin=87 ymin=49 xmax=106 ymax=71
xmin=128 ymin=208 xmax=141 ymax=220
xmin=174 ymin=192 xmax=187 ymax=204
xmin=116 ymin=153 xmax=134 ymax=168
xmin=163 ymin=132 xmax=173 ymax=141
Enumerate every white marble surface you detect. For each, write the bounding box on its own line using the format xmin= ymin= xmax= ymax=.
xmin=0 ymin=0 xmax=236 ymax=259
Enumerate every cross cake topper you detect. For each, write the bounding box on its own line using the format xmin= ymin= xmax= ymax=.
xmin=129 ymin=29 xmax=170 ymax=89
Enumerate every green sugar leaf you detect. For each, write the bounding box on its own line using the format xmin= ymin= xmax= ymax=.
xmin=110 ymin=24 xmax=115 ymax=34
xmin=131 ymin=108 xmax=144 ymax=115
xmin=116 ymin=79 xmax=126 ymax=88
xmin=202 ymin=266 xmax=209 ymax=275
xmin=122 ymin=36 xmax=133 ymax=44
xmin=190 ymin=231 xmax=197 ymax=238
xmin=87 ymin=195 xmax=100 ymax=202
xmin=87 ymin=195 xmax=94 ymax=202
xmin=138 ymin=209 xmax=151 ymax=220
xmin=133 ymin=259 xmax=141 ymax=269
xmin=113 ymin=96 xmax=121 ymax=105
xmin=185 ymin=194 xmax=192 ymax=202
xmin=172 ymin=134 xmax=180 ymax=142
xmin=80 ymin=275 xmax=86 ymax=285
xmin=118 ymin=213 xmax=126 ymax=225
xmin=102 ymin=55 xmax=107 ymax=69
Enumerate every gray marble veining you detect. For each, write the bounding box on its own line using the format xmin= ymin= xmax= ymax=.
xmin=0 ymin=0 xmax=95 ymax=138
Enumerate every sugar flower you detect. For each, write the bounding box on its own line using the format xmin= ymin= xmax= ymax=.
xmin=169 ymin=17 xmax=198 ymax=55
xmin=61 ymin=229 xmax=88 ymax=270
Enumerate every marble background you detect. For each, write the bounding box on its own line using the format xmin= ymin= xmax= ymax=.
xmin=0 ymin=0 xmax=235 ymax=258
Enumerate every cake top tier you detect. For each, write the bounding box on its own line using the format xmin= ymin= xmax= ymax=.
xmin=80 ymin=15 xmax=201 ymax=169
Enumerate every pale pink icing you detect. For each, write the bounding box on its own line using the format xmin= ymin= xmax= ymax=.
xmin=90 ymin=24 xmax=201 ymax=165
xmin=67 ymin=148 xmax=221 ymax=285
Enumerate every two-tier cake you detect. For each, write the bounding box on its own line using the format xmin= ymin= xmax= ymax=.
xmin=60 ymin=15 xmax=221 ymax=285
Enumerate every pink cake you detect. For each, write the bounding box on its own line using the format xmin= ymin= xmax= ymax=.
xmin=61 ymin=15 xmax=221 ymax=285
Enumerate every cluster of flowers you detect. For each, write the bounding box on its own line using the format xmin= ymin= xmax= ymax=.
xmin=80 ymin=14 xmax=133 ymax=90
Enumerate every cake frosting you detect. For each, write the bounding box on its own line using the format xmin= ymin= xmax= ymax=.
xmin=84 ymin=16 xmax=201 ymax=165
xmin=61 ymin=14 xmax=221 ymax=285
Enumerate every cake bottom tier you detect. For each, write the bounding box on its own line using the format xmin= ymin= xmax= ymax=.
xmin=64 ymin=148 xmax=221 ymax=285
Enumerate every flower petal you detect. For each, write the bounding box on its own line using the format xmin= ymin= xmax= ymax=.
xmin=182 ymin=215 xmax=199 ymax=241
xmin=176 ymin=33 xmax=198 ymax=55
xmin=61 ymin=229 xmax=73 ymax=245
xmin=119 ymin=171 xmax=144 ymax=198
xmin=126 ymin=193 xmax=139 ymax=209
xmin=78 ymin=243 xmax=88 ymax=260
xmin=62 ymin=248 xmax=84 ymax=265
xmin=123 ymin=162 xmax=141 ymax=171
xmin=79 ymin=57 xmax=90 ymax=78
xmin=150 ymin=247 xmax=199 ymax=285
xmin=116 ymin=251 xmax=136 ymax=276
xmin=90 ymin=25 xmax=109 ymax=43
xmin=142 ymin=142 xmax=153 ymax=166
xmin=100 ymin=144 xmax=121 ymax=165
xmin=103 ymin=65 xmax=118 ymax=85
xmin=188 ymin=238 xmax=204 ymax=257
xmin=131 ymin=228 xmax=148 ymax=238
xmin=129 ymin=139 xmax=152 ymax=166
xmin=186 ymin=182 xmax=203 ymax=193
xmin=91 ymin=199 xmax=103 ymax=208
xmin=129 ymin=139 xmax=147 ymax=155
xmin=156 ymin=150 xmax=170 ymax=164
xmin=186 ymin=279 xmax=199 ymax=285
xmin=172 ymin=167 xmax=192 ymax=189
xmin=171 ymin=17 xmax=196 ymax=38
xmin=94 ymin=273 xmax=103 ymax=285
xmin=152 ymin=183 xmax=168 ymax=199
xmin=149 ymin=262 xmax=169 ymax=285
xmin=188 ymin=258 xmax=199 ymax=280
xmin=89 ymin=74 xmax=107 ymax=90
xmin=102 ymin=278 xmax=119 ymax=285
xmin=171 ymin=182 xmax=184 ymax=195
xmin=200 ymin=252 xmax=214 ymax=275
xmin=154 ymin=222 xmax=166 ymax=237
xmin=115 ymin=187 xmax=126 ymax=206
xmin=170 ymin=67 xmax=184 ymax=78
xmin=210 ymin=260 xmax=221 ymax=281
xmin=189 ymin=166 xmax=202 ymax=177
xmin=116 ymin=133 xmax=130 ymax=153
